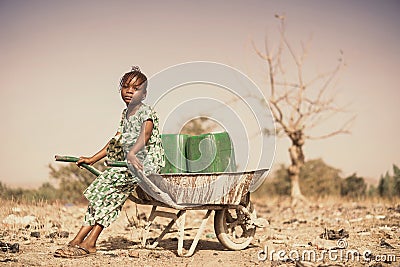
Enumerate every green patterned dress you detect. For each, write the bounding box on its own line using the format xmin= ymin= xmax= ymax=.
xmin=83 ymin=104 xmax=165 ymax=227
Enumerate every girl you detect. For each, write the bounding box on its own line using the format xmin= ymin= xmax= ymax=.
xmin=55 ymin=66 xmax=165 ymax=258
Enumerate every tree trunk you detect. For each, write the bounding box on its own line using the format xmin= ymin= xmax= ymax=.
xmin=288 ymin=133 xmax=307 ymax=206
xmin=289 ymin=164 xmax=302 ymax=197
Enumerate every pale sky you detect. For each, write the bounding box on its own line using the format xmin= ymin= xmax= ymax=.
xmin=1 ymin=0 xmax=399 ymax=188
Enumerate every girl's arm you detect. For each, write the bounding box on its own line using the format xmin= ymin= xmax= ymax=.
xmin=127 ymin=120 xmax=154 ymax=171
xmin=77 ymin=131 xmax=121 ymax=166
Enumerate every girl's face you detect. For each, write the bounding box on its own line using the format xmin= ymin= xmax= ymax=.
xmin=120 ymin=76 xmax=147 ymax=106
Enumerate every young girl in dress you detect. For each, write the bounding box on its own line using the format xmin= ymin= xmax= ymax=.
xmin=55 ymin=66 xmax=165 ymax=258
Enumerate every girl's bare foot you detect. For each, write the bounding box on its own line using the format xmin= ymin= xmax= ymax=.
xmin=57 ymin=245 xmax=96 ymax=258
xmin=53 ymin=240 xmax=82 ymax=256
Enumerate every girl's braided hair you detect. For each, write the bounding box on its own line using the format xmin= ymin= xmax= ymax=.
xmin=119 ymin=66 xmax=148 ymax=91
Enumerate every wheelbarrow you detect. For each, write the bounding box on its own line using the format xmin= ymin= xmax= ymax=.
xmin=54 ymin=155 xmax=268 ymax=257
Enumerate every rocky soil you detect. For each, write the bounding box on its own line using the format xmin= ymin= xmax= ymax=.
xmin=0 ymin=197 xmax=399 ymax=266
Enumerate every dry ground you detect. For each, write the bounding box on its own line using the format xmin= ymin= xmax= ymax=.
xmin=0 ymin=197 xmax=399 ymax=267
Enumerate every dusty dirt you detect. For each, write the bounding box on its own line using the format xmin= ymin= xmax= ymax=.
xmin=0 ymin=197 xmax=399 ymax=267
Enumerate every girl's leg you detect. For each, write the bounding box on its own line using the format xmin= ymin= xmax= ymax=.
xmin=62 ymin=169 xmax=133 ymax=255
xmin=78 ymin=223 xmax=104 ymax=252
xmin=54 ymin=225 xmax=94 ymax=255
xmin=61 ymin=223 xmax=103 ymax=256
xmin=68 ymin=225 xmax=94 ymax=245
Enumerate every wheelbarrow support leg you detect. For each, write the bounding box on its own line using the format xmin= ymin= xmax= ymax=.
xmin=141 ymin=206 xmax=158 ymax=247
xmin=142 ymin=206 xmax=186 ymax=249
xmin=149 ymin=210 xmax=185 ymax=249
xmin=176 ymin=210 xmax=186 ymax=255
xmin=177 ymin=210 xmax=212 ymax=257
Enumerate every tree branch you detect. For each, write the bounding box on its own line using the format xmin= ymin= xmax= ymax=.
xmin=306 ymin=115 xmax=356 ymax=140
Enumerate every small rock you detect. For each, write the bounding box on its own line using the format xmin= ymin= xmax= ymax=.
xmin=0 ymin=258 xmax=18 ymax=263
xmin=378 ymin=225 xmax=392 ymax=231
xmin=283 ymin=218 xmax=298 ymax=224
xmin=388 ymin=205 xmax=400 ymax=213
xmin=51 ymin=221 xmax=62 ymax=228
xmin=357 ymin=232 xmax=371 ymax=236
xmin=30 ymin=232 xmax=40 ymax=238
xmin=10 ymin=243 xmax=19 ymax=253
xmin=128 ymin=250 xmax=139 ymax=258
xmin=47 ymin=231 xmax=69 ymax=239
xmin=148 ymin=251 xmax=161 ymax=258
xmin=380 ymin=239 xmax=395 ymax=249
xmin=58 ymin=231 xmax=69 ymax=238
xmin=349 ymin=217 xmax=363 ymax=223
xmin=254 ymin=218 xmax=269 ymax=227
xmin=0 ymin=241 xmax=19 ymax=253
xmin=2 ymin=214 xmax=37 ymax=226
xmin=47 ymin=232 xmax=57 ymax=238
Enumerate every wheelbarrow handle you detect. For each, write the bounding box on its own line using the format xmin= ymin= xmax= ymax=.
xmin=55 ymin=155 xmax=80 ymax=162
xmin=105 ymin=160 xmax=127 ymax=168
xmin=54 ymin=155 xmax=102 ymax=176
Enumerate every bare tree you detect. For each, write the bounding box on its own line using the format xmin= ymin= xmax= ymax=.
xmin=253 ymin=16 xmax=354 ymax=205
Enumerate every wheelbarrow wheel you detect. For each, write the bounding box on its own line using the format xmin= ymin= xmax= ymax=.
xmin=214 ymin=202 xmax=256 ymax=250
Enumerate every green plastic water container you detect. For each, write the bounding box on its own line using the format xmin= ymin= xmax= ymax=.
xmin=161 ymin=134 xmax=189 ymax=173
xmin=185 ymin=132 xmax=237 ymax=173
